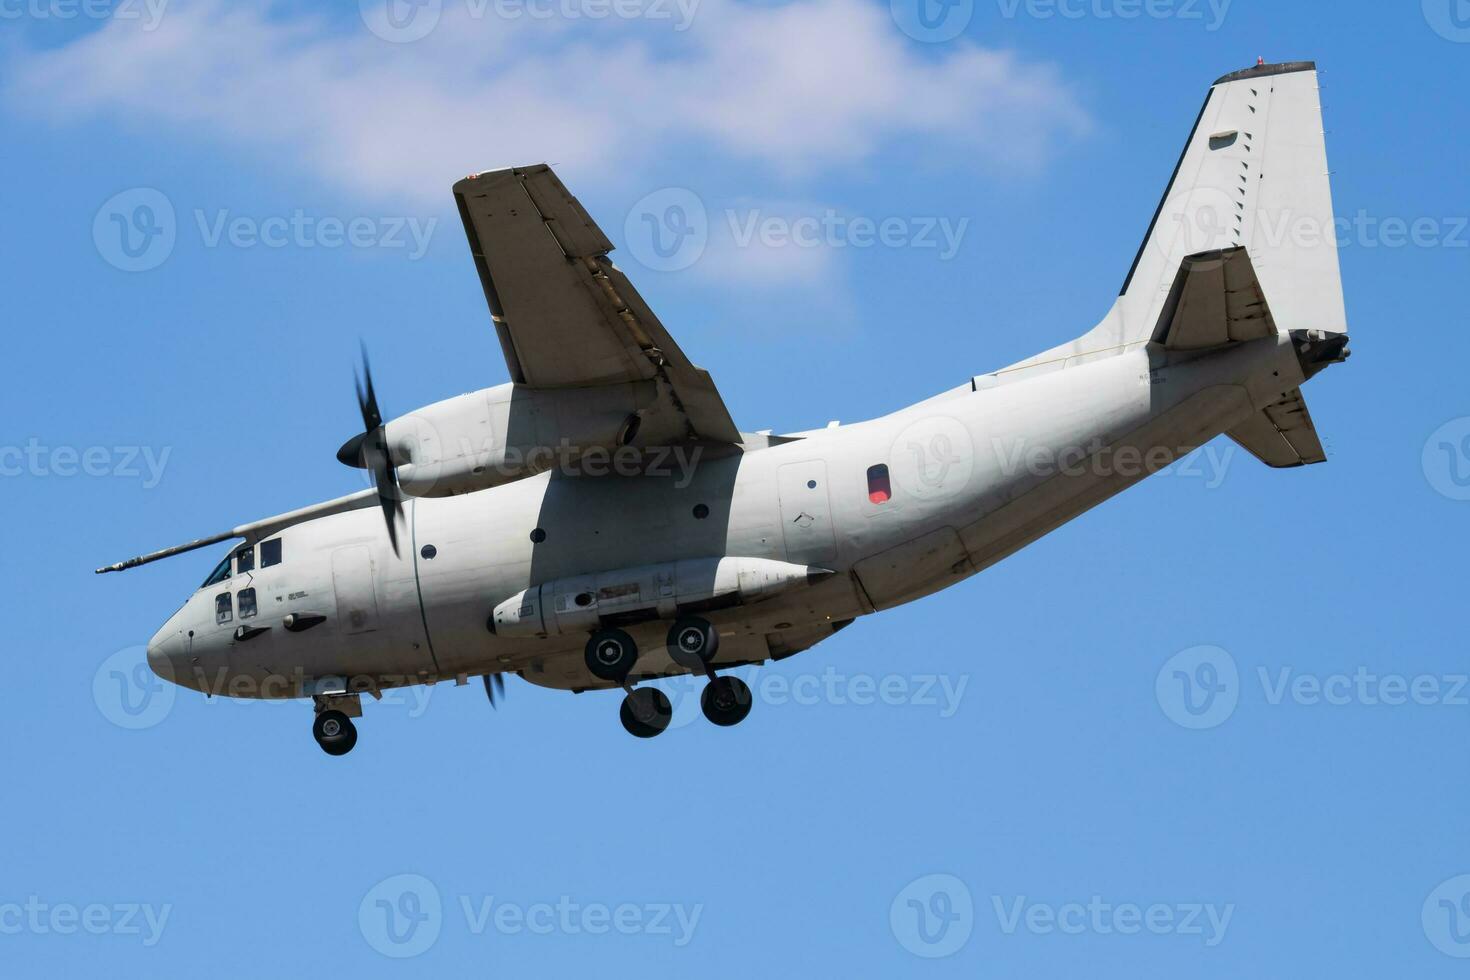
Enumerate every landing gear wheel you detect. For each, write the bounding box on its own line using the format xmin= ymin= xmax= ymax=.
xmin=313 ymin=709 xmax=358 ymax=756
xmin=585 ymin=628 xmax=639 ymax=682
xmin=701 ymin=675 xmax=752 ymax=727
xmin=619 ymin=688 xmax=673 ymax=739
xmin=667 ymin=616 xmax=720 ymax=670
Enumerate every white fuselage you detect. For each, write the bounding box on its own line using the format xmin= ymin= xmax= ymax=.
xmin=148 ymin=333 xmax=1303 ymax=699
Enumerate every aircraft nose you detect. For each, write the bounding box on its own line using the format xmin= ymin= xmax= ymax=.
xmin=146 ymin=623 xmax=182 ymax=686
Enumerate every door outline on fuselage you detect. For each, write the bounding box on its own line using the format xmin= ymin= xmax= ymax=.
xmin=776 ymin=460 xmax=839 ymax=566
xmin=331 ymin=545 xmax=381 ymax=635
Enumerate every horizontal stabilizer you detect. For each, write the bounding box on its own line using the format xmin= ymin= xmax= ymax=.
xmin=1152 ymin=247 xmax=1276 ymax=351
xmin=1227 ymin=387 xmax=1326 ymax=468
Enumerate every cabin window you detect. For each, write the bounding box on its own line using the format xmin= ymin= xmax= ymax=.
xmin=215 ymin=592 xmax=233 ymax=625
xmin=866 ymin=464 xmax=892 ymax=504
xmin=201 ymin=555 xmax=232 ymax=589
xmin=238 ymin=587 xmax=257 ymax=619
xmin=235 ymin=545 xmax=254 ymax=575
xmin=260 ymin=539 xmax=282 ymax=568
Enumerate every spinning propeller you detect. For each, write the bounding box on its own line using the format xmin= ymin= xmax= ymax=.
xmin=483 ymin=673 xmax=506 ymax=709
xmin=348 ymin=345 xmax=403 ymax=556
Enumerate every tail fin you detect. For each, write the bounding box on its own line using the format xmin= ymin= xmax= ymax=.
xmin=1002 ymin=61 xmax=1347 ymax=373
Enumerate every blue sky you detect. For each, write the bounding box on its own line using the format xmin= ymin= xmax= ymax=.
xmin=3 ymin=0 xmax=1468 ymax=975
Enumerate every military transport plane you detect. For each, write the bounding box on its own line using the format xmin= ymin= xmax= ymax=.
xmin=100 ymin=62 xmax=1350 ymax=755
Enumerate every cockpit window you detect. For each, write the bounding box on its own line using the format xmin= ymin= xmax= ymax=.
xmin=201 ymin=555 xmax=232 ymax=589
xmin=235 ymin=545 xmax=254 ymax=575
xmin=215 ymin=592 xmax=233 ymax=625
xmin=260 ymin=539 xmax=282 ymax=569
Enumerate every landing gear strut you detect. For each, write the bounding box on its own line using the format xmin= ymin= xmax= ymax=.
xmin=313 ymin=709 xmax=358 ymax=756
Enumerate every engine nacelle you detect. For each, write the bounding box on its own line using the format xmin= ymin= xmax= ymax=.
xmin=490 ymin=557 xmax=834 ymax=638
xmin=344 ymin=381 xmax=675 ymax=497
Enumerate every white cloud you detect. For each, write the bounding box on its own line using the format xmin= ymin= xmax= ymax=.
xmin=6 ymin=0 xmax=1090 ymax=208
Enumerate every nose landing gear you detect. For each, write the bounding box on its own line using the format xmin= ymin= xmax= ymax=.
xmin=312 ymin=708 xmax=358 ymax=756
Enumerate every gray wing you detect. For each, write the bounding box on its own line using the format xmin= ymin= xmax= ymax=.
xmin=453 ymin=165 xmax=740 ymax=444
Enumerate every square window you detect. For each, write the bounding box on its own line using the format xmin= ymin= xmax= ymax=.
xmin=215 ymin=592 xmax=233 ymax=625
xmin=260 ymin=539 xmax=282 ymax=568
xmin=235 ymin=546 xmax=254 ymax=575
xmin=866 ymin=464 xmax=892 ymax=504
xmin=238 ymin=587 xmax=257 ymax=620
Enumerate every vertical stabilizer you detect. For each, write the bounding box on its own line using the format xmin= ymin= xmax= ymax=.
xmin=1002 ymin=61 xmax=1347 ymax=374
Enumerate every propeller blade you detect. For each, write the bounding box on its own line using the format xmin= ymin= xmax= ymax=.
xmin=483 ymin=673 xmax=506 ymax=709
xmin=353 ymin=345 xmax=402 ymax=556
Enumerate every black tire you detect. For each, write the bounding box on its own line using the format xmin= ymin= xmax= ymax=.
xmin=584 ymin=628 xmax=639 ymax=681
xmin=313 ymin=709 xmax=358 ymax=756
xmin=667 ymin=616 xmax=720 ymax=670
xmin=619 ymin=688 xmax=673 ymax=739
xmin=700 ymin=675 xmax=752 ymax=727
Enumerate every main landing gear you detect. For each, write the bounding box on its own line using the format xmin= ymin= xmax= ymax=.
xmin=585 ymin=617 xmax=754 ymax=738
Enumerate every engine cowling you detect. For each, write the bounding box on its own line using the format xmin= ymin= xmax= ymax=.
xmin=338 ymin=380 xmax=673 ymax=496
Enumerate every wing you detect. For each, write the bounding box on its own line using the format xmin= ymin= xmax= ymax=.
xmin=453 ymin=165 xmax=740 ymax=444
